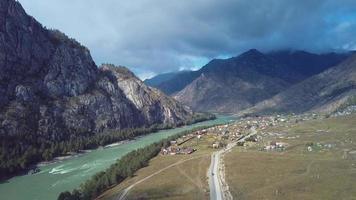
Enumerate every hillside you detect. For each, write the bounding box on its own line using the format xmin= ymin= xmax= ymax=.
xmin=243 ymin=53 xmax=356 ymax=115
xmin=0 ymin=0 xmax=195 ymax=179
xmin=173 ymin=49 xmax=348 ymax=113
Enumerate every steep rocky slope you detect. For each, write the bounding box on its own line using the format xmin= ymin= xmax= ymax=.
xmin=174 ymin=49 xmax=348 ymax=113
xmin=101 ymin=64 xmax=192 ymax=125
xmin=0 ymin=0 xmax=196 ymax=178
xmin=243 ymin=53 xmax=356 ymax=115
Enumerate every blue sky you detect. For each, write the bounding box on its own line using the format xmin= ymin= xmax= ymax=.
xmin=18 ymin=0 xmax=356 ymax=79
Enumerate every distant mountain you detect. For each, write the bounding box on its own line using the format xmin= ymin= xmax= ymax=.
xmin=145 ymin=70 xmax=200 ymax=95
xmin=242 ymin=53 xmax=356 ymax=115
xmin=0 ymin=0 xmax=196 ymax=179
xmin=144 ymin=70 xmax=189 ymax=87
xmin=173 ymin=49 xmax=348 ymax=113
xmin=150 ymin=50 xmax=349 ymax=97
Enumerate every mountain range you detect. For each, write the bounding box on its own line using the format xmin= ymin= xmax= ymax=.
xmin=146 ymin=49 xmax=352 ymax=113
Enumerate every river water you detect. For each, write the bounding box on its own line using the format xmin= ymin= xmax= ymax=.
xmin=0 ymin=115 xmax=235 ymax=200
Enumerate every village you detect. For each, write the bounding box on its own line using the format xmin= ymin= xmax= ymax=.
xmin=160 ymin=110 xmax=356 ymax=156
xmin=160 ymin=114 xmax=297 ymax=155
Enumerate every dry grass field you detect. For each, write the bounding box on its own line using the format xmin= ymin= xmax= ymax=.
xmin=225 ymin=114 xmax=356 ymax=200
xmin=98 ymin=134 xmax=221 ymax=200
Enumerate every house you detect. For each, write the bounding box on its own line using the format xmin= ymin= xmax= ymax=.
xmin=237 ymin=141 xmax=245 ymax=146
xmin=276 ymin=142 xmax=288 ymax=148
xmin=245 ymin=134 xmax=258 ymax=142
xmin=264 ymin=141 xmax=288 ymax=151
xmin=161 ymin=148 xmax=168 ymax=155
xmin=161 ymin=146 xmax=196 ymax=155
xmin=265 ymin=145 xmax=275 ymax=150
xmin=307 ymin=146 xmax=313 ymax=152
xmin=181 ymin=147 xmax=195 ymax=154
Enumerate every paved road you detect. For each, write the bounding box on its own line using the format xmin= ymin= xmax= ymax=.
xmin=209 ymin=150 xmax=223 ymax=200
xmin=208 ymin=127 xmax=257 ymax=200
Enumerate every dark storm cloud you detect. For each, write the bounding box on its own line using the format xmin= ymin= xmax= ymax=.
xmin=18 ymin=0 xmax=356 ymax=78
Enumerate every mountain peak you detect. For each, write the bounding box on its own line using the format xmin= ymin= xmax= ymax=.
xmin=247 ymin=48 xmax=261 ymax=54
xmin=101 ymin=64 xmax=138 ymax=80
xmin=238 ymin=49 xmax=265 ymax=60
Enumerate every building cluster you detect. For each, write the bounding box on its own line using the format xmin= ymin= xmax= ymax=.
xmin=160 ymin=146 xmax=195 ymax=155
xmin=264 ymin=141 xmax=289 ymax=151
xmin=160 ymin=131 xmax=205 ymax=155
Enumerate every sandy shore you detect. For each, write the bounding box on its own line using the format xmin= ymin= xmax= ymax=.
xmin=36 ymin=140 xmax=132 ymax=167
xmin=104 ymin=140 xmax=129 ymax=148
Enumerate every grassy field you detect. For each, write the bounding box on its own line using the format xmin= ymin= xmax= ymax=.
xmin=98 ymin=134 xmax=221 ymax=200
xmin=225 ymin=114 xmax=356 ymax=200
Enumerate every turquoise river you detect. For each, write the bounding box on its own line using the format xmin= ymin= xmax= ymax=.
xmin=0 ymin=115 xmax=235 ymax=200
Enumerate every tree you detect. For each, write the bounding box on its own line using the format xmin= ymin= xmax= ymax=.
xmin=58 ymin=191 xmax=72 ymax=200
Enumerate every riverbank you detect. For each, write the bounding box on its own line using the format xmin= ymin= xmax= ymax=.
xmin=0 ymin=112 xmax=216 ymax=182
xmin=97 ymin=115 xmax=240 ymax=200
xmin=98 ymin=129 xmax=220 ymax=200
xmin=35 ymin=114 xmax=215 ymax=169
xmin=58 ymin=124 xmax=224 ymax=200
xmin=36 ymin=140 xmax=130 ymax=168
xmin=104 ymin=140 xmax=130 ymax=149
xmin=0 ymin=115 xmax=234 ymax=200
xmin=37 ymin=150 xmax=91 ymax=168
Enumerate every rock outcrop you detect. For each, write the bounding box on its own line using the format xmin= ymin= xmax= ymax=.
xmin=101 ymin=64 xmax=192 ymax=125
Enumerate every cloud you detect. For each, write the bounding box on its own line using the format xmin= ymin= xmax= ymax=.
xmin=18 ymin=0 xmax=356 ymax=79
